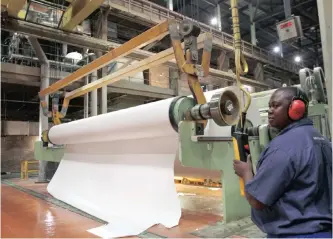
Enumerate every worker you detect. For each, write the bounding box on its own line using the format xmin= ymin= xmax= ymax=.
xmin=233 ymin=86 xmax=332 ymax=238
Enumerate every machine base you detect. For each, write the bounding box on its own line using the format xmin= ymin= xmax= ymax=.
xmin=34 ymin=141 xmax=64 ymax=163
xmin=178 ymin=120 xmax=251 ymax=223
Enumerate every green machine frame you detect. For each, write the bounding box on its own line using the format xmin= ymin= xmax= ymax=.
xmin=179 ymin=121 xmax=251 ymax=222
xmin=34 ymin=141 xmax=64 ymax=163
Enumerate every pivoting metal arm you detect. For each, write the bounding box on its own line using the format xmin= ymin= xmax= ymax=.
xmin=169 ymin=20 xmax=212 ymax=78
xmin=169 ymin=20 xmax=213 ymax=128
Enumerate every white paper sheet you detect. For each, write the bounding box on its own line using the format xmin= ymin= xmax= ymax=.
xmin=47 ymin=88 xmax=261 ymax=238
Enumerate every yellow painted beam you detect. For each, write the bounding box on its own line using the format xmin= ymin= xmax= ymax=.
xmin=61 ymin=0 xmax=104 ymax=31
xmin=65 ymin=33 xmax=206 ymax=100
xmin=6 ymin=0 xmax=26 ymax=17
xmin=39 ymin=20 xmax=170 ymax=97
xmin=65 ymin=48 xmax=176 ymax=100
xmin=0 ymin=0 xmax=10 ymax=7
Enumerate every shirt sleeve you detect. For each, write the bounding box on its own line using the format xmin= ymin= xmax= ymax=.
xmin=245 ymin=147 xmax=296 ymax=206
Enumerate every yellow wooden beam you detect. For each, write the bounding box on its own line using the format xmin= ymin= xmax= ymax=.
xmin=0 ymin=0 xmax=10 ymax=7
xmin=39 ymin=20 xmax=170 ymax=97
xmin=65 ymin=48 xmax=176 ymax=100
xmin=65 ymin=34 xmax=206 ymax=100
xmin=65 ymin=33 xmax=207 ymax=100
xmin=6 ymin=0 xmax=26 ymax=17
xmin=61 ymin=0 xmax=104 ymax=31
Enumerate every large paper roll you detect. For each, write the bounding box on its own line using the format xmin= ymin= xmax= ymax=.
xmin=47 ymin=88 xmax=261 ymax=238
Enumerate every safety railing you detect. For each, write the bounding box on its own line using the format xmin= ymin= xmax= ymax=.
xmin=1 ymin=44 xmax=86 ymax=79
xmin=108 ymin=0 xmax=302 ymax=74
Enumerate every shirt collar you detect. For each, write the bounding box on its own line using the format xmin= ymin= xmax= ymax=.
xmin=278 ymin=118 xmax=313 ymax=136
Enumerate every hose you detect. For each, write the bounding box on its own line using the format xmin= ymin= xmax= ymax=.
xmin=230 ymin=0 xmax=252 ymax=128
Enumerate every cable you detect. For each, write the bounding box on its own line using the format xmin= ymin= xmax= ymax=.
xmin=230 ymin=0 xmax=251 ymax=129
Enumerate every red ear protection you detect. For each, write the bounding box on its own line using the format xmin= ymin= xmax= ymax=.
xmin=288 ymin=99 xmax=306 ymax=121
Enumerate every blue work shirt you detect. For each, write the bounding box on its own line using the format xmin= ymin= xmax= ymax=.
xmin=246 ymin=118 xmax=332 ymax=237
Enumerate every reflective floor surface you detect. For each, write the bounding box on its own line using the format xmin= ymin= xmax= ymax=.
xmin=1 ymin=178 xmax=263 ymax=238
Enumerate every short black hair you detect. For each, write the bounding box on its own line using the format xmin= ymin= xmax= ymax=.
xmin=274 ymin=86 xmax=309 ymax=117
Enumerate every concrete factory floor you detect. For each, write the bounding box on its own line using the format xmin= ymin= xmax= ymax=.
xmin=1 ymin=178 xmax=265 ymax=238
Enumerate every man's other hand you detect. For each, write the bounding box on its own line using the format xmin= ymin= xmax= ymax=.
xmin=233 ymin=154 xmax=253 ymax=178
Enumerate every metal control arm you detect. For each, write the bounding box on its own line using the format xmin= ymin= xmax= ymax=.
xmin=169 ymin=20 xmax=213 ymax=127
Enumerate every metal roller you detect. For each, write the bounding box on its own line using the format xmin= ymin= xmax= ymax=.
xmin=169 ymin=86 xmax=240 ymax=131
xmin=209 ymin=87 xmax=240 ymax=126
xmin=188 ymin=86 xmax=240 ymax=126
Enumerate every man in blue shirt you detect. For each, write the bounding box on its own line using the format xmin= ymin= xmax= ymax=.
xmin=233 ymin=86 xmax=332 ymax=238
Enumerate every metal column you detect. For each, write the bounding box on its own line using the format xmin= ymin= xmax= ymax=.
xmin=278 ymin=0 xmax=292 ymax=58
xmin=27 ymin=36 xmax=50 ymax=183
xmin=38 ymin=63 xmax=50 ymax=182
xmin=99 ymin=9 xmax=108 ymax=114
xmin=62 ymin=43 xmax=67 ymax=56
xmin=283 ymin=0 xmax=291 ymax=18
xmin=168 ymin=0 xmax=173 ymax=11
xmin=90 ymin=54 xmax=98 ymax=116
xmin=100 ymin=75 xmax=108 ymax=114
xmin=84 ymin=74 xmax=89 ymax=118
xmin=216 ymin=4 xmax=222 ymax=31
xmin=249 ymin=2 xmax=256 ymax=46
xmin=317 ymin=0 xmax=332 ymax=129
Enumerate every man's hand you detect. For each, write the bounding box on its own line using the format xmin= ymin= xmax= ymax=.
xmin=233 ymin=155 xmax=266 ymax=210
xmin=233 ymin=154 xmax=253 ymax=179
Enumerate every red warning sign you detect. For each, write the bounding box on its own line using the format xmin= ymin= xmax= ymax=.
xmin=279 ymin=21 xmax=293 ymax=29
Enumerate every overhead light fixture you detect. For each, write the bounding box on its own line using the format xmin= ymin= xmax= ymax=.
xmin=65 ymin=52 xmax=83 ymax=64
xmin=294 ymin=55 xmax=301 ymax=62
xmin=273 ymin=46 xmax=280 ymax=53
xmin=210 ymin=17 xmax=217 ymax=26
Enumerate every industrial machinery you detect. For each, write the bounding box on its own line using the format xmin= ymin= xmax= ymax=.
xmin=34 ymin=18 xmax=254 ymax=223
xmin=34 ymin=10 xmax=331 ymax=226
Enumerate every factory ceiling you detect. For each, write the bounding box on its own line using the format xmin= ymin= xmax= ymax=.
xmin=0 ymin=0 xmax=322 ymax=122
xmin=151 ymin=0 xmax=321 ymax=67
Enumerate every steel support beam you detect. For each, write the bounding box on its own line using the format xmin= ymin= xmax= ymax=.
xmin=26 ymin=37 xmax=48 ymax=64
xmin=28 ymin=36 xmax=50 ymax=183
xmin=3 ymin=17 xmax=299 ymax=74
xmin=84 ymin=75 xmax=89 ymax=118
xmin=254 ymin=0 xmax=313 ymax=23
xmin=89 ymin=54 xmax=98 ymax=116
xmin=3 ymin=19 xmax=269 ymax=91
xmin=39 ymin=20 xmax=170 ymax=97
xmin=216 ymin=4 xmax=222 ymax=31
xmin=61 ymin=0 xmax=104 ymax=31
xmin=2 ymin=20 xmax=113 ymax=51
xmin=97 ymin=9 xmax=109 ymax=114
xmin=283 ymin=0 xmax=291 ymax=18
xmin=168 ymin=0 xmax=173 ymax=11
xmin=249 ymin=2 xmax=256 ymax=46
xmin=317 ymin=0 xmax=332 ymax=129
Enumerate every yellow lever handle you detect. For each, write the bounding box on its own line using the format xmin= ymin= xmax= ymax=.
xmin=232 ymin=137 xmax=246 ymax=196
